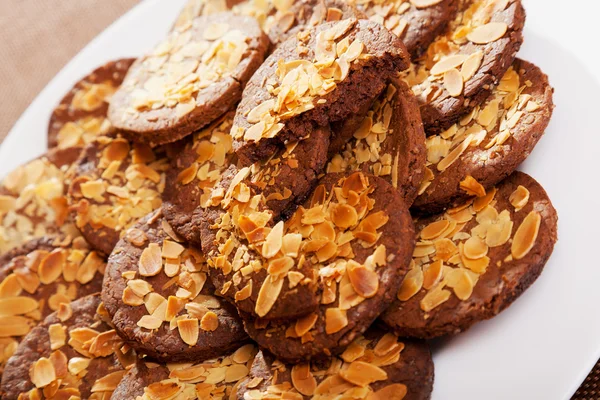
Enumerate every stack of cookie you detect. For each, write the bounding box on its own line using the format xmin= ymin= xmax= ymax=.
xmin=0 ymin=0 xmax=558 ymax=399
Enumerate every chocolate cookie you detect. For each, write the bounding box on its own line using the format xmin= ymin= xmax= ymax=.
xmin=237 ymin=329 xmax=433 ymax=400
xmin=405 ymin=0 xmax=525 ymax=132
xmin=413 ymin=59 xmax=554 ymax=213
xmin=0 ymin=294 xmax=135 ymax=399
xmin=67 ymin=135 xmax=169 ymax=255
xmin=353 ymin=0 xmax=459 ymax=58
xmin=327 ymin=78 xmax=427 ymax=206
xmin=48 ymin=58 xmax=135 ymax=149
xmin=108 ymin=12 xmax=269 ymax=147
xmin=382 ymin=171 xmax=558 ymax=338
xmin=232 ymin=172 xmax=415 ymax=360
xmin=101 ymin=209 xmax=248 ymax=362
xmin=0 ymin=236 xmax=105 ymax=376
xmin=0 ymin=147 xmax=82 ymax=255
xmin=111 ymin=343 xmax=257 ymax=399
xmin=231 ymin=18 xmax=410 ymax=165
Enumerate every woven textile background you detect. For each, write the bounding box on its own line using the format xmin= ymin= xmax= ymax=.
xmin=0 ymin=0 xmax=596 ymax=398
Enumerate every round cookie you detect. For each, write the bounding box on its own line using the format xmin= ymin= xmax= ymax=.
xmin=382 ymin=171 xmax=558 ymax=338
xmin=237 ymin=329 xmax=434 ymax=400
xmin=413 ymin=59 xmax=554 ymax=213
xmin=0 ymin=294 xmax=135 ymax=400
xmin=405 ymin=0 xmax=525 ymax=133
xmin=67 ymin=135 xmax=169 ymax=255
xmin=111 ymin=343 xmax=257 ymax=399
xmin=162 ymin=110 xmax=330 ymax=245
xmin=101 ymin=209 xmax=248 ymax=362
xmin=231 ymin=18 xmax=410 ymax=165
xmin=108 ymin=12 xmax=269 ymax=147
xmin=48 ymin=58 xmax=135 ymax=149
xmin=327 ymin=78 xmax=427 ymax=206
xmin=232 ymin=172 xmax=415 ymax=361
xmin=0 ymin=147 xmax=82 ymax=255
xmin=353 ymin=0 xmax=459 ymax=58
xmin=0 ymin=236 xmax=105 ymax=376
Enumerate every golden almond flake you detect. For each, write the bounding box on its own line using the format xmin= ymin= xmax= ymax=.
xmin=200 ymin=311 xmax=219 ymax=331
xmin=421 ymin=220 xmax=450 ymax=240
xmin=467 ymin=22 xmax=508 ymax=44
xmin=437 ymin=134 xmax=473 ymax=172
xmin=56 ymin=303 xmax=73 ymax=322
xmin=38 ymin=250 xmax=66 ymax=285
xmin=420 ymin=281 xmax=451 ymax=312
xmin=30 ymin=357 xmax=56 ymax=388
xmin=138 ymin=243 xmax=163 ymax=277
xmin=48 ymin=324 xmax=67 ymax=350
xmin=444 ymin=68 xmax=464 ymax=97
xmin=295 ymin=313 xmax=318 ymax=337
xmin=460 ymin=175 xmax=486 ymax=197
xmin=423 ymin=260 xmax=443 ymax=290
xmin=162 ymin=240 xmax=185 ymax=259
xmin=511 ymin=211 xmax=541 ymax=260
xmin=331 ymin=204 xmax=358 ymax=229
xmin=398 ymin=265 xmax=424 ymax=301
xmin=262 ymin=221 xmax=284 ymax=259
xmin=122 ymin=287 xmax=144 ymax=306
xmin=430 ymin=54 xmax=469 ymax=76
xmin=347 ymin=264 xmax=379 ymax=298
xmin=339 ymin=361 xmax=388 ymax=387
xmin=451 ymin=269 xmax=474 ymax=300
xmin=137 ymin=315 xmax=162 ymax=330
xmin=145 ymin=380 xmax=182 ymax=400
xmin=91 ymin=370 xmax=126 ymax=392
xmin=509 ymin=185 xmax=530 ymax=211
xmin=126 ymin=228 xmax=148 ymax=247
xmin=410 ymin=0 xmax=444 ymax=8
xmin=461 ymin=51 xmax=483 ymax=81
xmin=463 ymin=236 xmax=488 ymax=259
xmin=325 ymin=307 xmax=348 ymax=334
xmin=0 ymin=296 xmax=38 ymax=316
xmin=291 ymin=363 xmax=317 ymax=396
xmin=178 ymin=318 xmax=200 ymax=345
xmin=225 ymin=363 xmax=249 ymax=382
xmin=372 ymin=384 xmax=408 ymax=400
xmin=232 ymin=344 xmax=256 ymax=364
xmin=255 ymin=276 xmax=284 ymax=317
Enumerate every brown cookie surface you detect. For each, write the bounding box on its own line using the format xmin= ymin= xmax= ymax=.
xmin=414 ymin=59 xmax=554 ymax=213
xmin=237 ymin=329 xmax=433 ymax=400
xmin=406 ymin=0 xmax=525 ymax=132
xmin=0 ymin=294 xmax=134 ymax=399
xmin=237 ymin=172 xmax=415 ymax=361
xmin=382 ymin=171 xmax=558 ymax=338
xmin=353 ymin=0 xmax=459 ymax=58
xmin=108 ymin=12 xmax=269 ymax=146
xmin=111 ymin=343 xmax=257 ymax=399
xmin=67 ymin=135 xmax=169 ymax=255
xmin=101 ymin=210 xmax=248 ymax=362
xmin=327 ymin=78 xmax=427 ymax=206
xmin=0 ymin=236 xmax=105 ymax=376
xmin=48 ymin=58 xmax=135 ymax=149
xmin=232 ymin=18 xmax=410 ymax=165
xmin=0 ymin=147 xmax=82 ymax=255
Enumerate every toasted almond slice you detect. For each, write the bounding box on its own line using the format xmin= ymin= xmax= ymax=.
xmin=347 ymin=264 xmax=379 ymax=298
xmin=177 ymin=318 xmax=199 ymax=346
xmin=511 ymin=211 xmax=541 ymax=260
xmin=291 ymin=363 xmax=317 ymax=396
xmin=91 ymin=370 xmax=126 ymax=392
xmin=30 ymin=357 xmax=56 ymax=388
xmin=397 ymin=265 xmax=424 ymax=301
xmin=509 ymin=185 xmax=530 ymax=211
xmin=430 ymin=54 xmax=469 ymax=76
xmin=461 ymin=51 xmax=483 ymax=81
xmin=255 ymin=276 xmax=284 ymax=317
xmin=410 ymin=0 xmax=443 ymax=7
xmin=200 ymin=311 xmax=219 ymax=331
xmin=262 ymin=221 xmax=284 ymax=259
xmin=139 ymin=243 xmax=163 ymax=277
xmin=38 ymin=250 xmax=66 ymax=285
xmin=444 ymin=68 xmax=464 ymax=97
xmin=467 ymin=22 xmax=508 ymax=44
xmin=339 ymin=361 xmax=387 ymax=387
xmin=325 ymin=308 xmax=347 ymax=334
xmin=0 ymin=296 xmax=38 ymax=316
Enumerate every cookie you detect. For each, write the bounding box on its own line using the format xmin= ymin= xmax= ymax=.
xmin=381 ymin=171 xmax=558 ymax=338
xmin=0 ymin=147 xmax=82 ymax=255
xmin=413 ymin=59 xmax=554 ymax=213
xmin=0 ymin=236 xmax=105 ymax=376
xmin=230 ymin=172 xmax=415 ymax=361
xmin=0 ymin=294 xmax=135 ymax=399
xmin=231 ymin=18 xmax=410 ymax=165
xmin=108 ymin=12 xmax=269 ymax=147
xmin=163 ymin=109 xmax=330 ymax=245
xmin=67 ymin=135 xmax=169 ymax=255
xmin=172 ymin=0 xmax=243 ymax=31
xmin=237 ymin=329 xmax=434 ymax=400
xmin=101 ymin=209 xmax=248 ymax=362
xmin=112 ymin=343 xmax=257 ymax=399
xmin=353 ymin=0 xmax=459 ymax=58
xmin=48 ymin=58 xmax=135 ymax=149
xmin=405 ymin=0 xmax=525 ymax=132
xmin=327 ymin=78 xmax=427 ymax=206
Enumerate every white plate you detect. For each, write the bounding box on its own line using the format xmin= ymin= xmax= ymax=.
xmin=1 ymin=0 xmax=599 ymax=398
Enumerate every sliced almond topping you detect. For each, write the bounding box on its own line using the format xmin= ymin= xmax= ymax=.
xmin=225 ymin=363 xmax=249 ymax=382
xmin=56 ymin=303 xmax=73 ymax=322
xmin=339 ymin=361 xmax=387 ymax=387
xmin=262 ymin=221 xmax=284 ymax=259
xmin=420 ymin=281 xmax=451 ymax=312
xmin=410 ymin=0 xmax=443 ymax=8
xmin=460 ymin=175 xmax=486 ymax=197
xmin=0 ymin=315 xmax=32 ymax=337
xmin=295 ymin=313 xmax=318 ymax=337
xmin=0 ymin=296 xmax=38 ymax=316
xmin=126 ymin=228 xmax=148 ymax=247
xmin=139 ymin=243 xmax=163 ymax=277
xmin=48 ymin=324 xmax=66 ymax=350
xmin=423 ymin=260 xmax=444 ymax=290
xmin=347 ymin=264 xmax=379 ymax=298
xmin=145 ymin=381 xmax=181 ymax=400
xmin=38 ymin=250 xmax=66 ymax=285
xmin=137 ymin=315 xmax=162 ymax=330
xmin=461 ymin=51 xmax=483 ymax=81
xmin=67 ymin=357 xmax=91 ymax=375
xmin=177 ymin=318 xmax=199 ymax=345
xmin=30 ymin=357 xmax=56 ymax=388
xmin=430 ymin=54 xmax=468 ymax=76
xmin=91 ymin=370 xmax=126 ymax=392
xmin=162 ymin=240 xmax=185 ymax=259
xmin=76 ymin=251 xmax=103 ymax=284
xmin=511 ymin=211 xmax=541 ymax=260
xmin=509 ymin=185 xmax=530 ymax=211
xmin=463 ymin=236 xmax=488 ymax=259
xmin=331 ymin=204 xmax=358 ymax=229
xmin=232 ymin=344 xmax=256 ymax=364
xmin=291 ymin=363 xmax=317 ymax=396
xmin=122 ymin=287 xmax=144 ymax=306
xmin=437 ymin=134 xmax=473 ymax=172
xmin=200 ymin=311 xmax=219 ymax=332
xmin=444 ymin=68 xmax=464 ymax=97
xmin=325 ymin=307 xmax=347 ymax=334
xmin=373 ymin=333 xmax=400 ymax=357
xmin=421 ymin=220 xmax=450 ymax=240
xmin=467 ymin=22 xmax=508 ymax=44
xmin=452 ymin=269 xmax=474 ymax=300
xmin=255 ymin=276 xmax=284 ymax=317
xmin=371 ymin=383 xmax=408 ymax=400
xmin=0 ymin=274 xmax=22 ymax=297
xmin=397 ymin=265 xmax=424 ymax=301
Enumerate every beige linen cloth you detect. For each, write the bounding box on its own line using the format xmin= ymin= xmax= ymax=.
xmin=0 ymin=0 xmax=598 ymax=398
